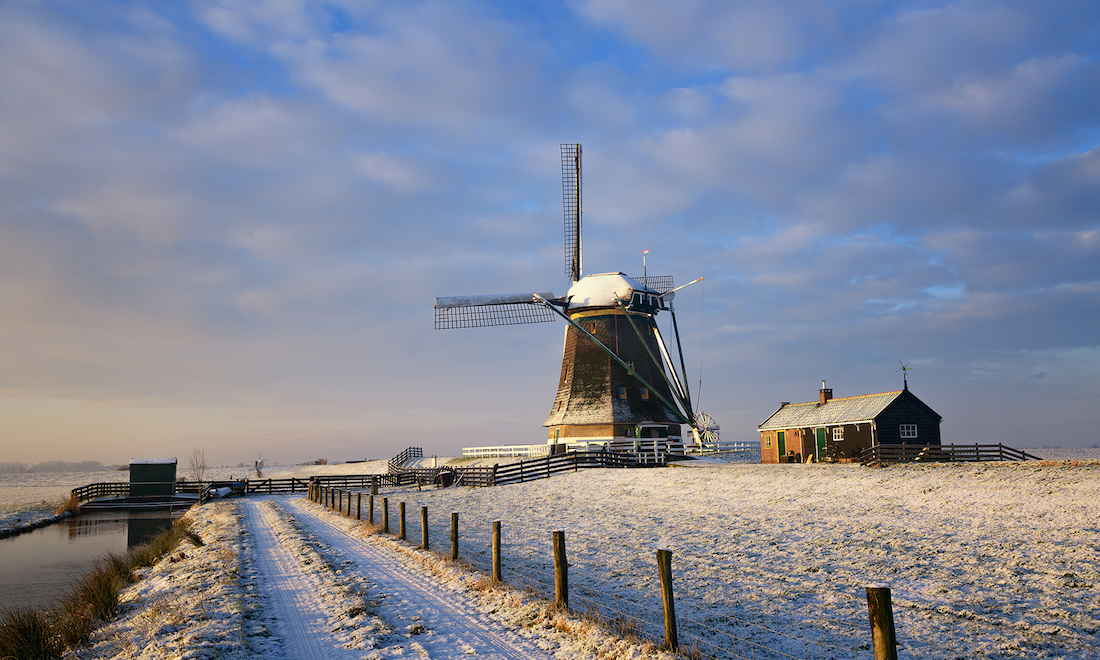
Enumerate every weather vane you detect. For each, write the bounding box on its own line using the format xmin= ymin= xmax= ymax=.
xmin=896 ymin=360 xmax=913 ymax=389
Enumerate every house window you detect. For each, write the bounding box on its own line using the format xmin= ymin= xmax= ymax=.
xmin=618 ymin=386 xmax=628 ymax=399
xmin=764 ymin=434 xmax=772 ymax=449
xmin=900 ymin=424 xmax=918 ymax=438
xmin=641 ymin=388 xmax=650 ymax=400
xmin=832 ymin=426 xmax=844 ymax=441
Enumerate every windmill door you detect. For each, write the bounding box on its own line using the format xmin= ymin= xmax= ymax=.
xmin=816 ymin=427 xmax=827 ymax=459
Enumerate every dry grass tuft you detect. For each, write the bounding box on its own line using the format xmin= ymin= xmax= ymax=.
xmin=54 ymin=494 xmax=80 ymax=516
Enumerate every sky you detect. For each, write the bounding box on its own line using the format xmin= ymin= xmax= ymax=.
xmin=1 ymin=0 xmax=1098 ymax=466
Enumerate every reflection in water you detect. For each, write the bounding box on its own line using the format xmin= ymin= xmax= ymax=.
xmin=0 ymin=509 xmax=188 ymax=610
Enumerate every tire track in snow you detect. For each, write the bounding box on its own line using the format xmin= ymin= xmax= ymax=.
xmin=285 ymin=497 xmax=554 ymax=660
xmin=242 ymin=499 xmax=359 ymax=660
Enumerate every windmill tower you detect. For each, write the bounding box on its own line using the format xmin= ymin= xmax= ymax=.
xmin=434 ymin=144 xmax=708 ymax=451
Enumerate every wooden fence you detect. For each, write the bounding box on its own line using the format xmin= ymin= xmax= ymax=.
xmin=860 ymin=442 xmax=1042 ymax=466
xmin=71 ymin=481 xmax=131 ymax=503
xmin=388 ymin=446 xmax=423 ymax=472
xmin=453 ymin=450 xmax=663 ymax=487
xmin=72 ymin=447 xmax=665 ymax=506
xmin=71 ymin=477 xmax=312 ymax=503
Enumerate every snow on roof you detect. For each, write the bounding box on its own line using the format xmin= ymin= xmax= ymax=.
xmin=565 ymin=272 xmax=657 ymax=310
xmin=129 ymin=457 xmax=178 ymax=465
xmin=757 ymin=391 xmax=903 ymax=430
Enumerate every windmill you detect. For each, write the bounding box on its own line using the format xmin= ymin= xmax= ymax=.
xmin=434 ymin=144 xmax=711 ymax=452
xmin=896 ymin=360 xmax=913 ymax=389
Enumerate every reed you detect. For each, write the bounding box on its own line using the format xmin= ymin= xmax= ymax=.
xmin=0 ymin=518 xmax=201 ymax=660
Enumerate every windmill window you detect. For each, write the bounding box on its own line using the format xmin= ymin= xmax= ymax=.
xmin=900 ymin=424 xmax=918 ymax=438
xmin=618 ymin=386 xmax=628 ymax=399
xmin=641 ymin=388 xmax=650 ymax=400
xmin=633 ymin=293 xmax=641 ymax=306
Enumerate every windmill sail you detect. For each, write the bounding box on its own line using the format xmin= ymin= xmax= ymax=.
xmin=630 ymin=274 xmax=673 ymax=294
xmin=434 ymin=292 xmax=557 ymax=329
xmin=562 ymin=143 xmax=582 ymax=283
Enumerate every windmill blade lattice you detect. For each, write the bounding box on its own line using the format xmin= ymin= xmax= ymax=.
xmin=694 ymin=411 xmax=720 ymax=443
xmin=434 ymin=293 xmax=557 ymax=329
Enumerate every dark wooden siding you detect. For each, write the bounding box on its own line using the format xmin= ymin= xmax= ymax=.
xmin=875 ymin=390 xmax=942 ymax=445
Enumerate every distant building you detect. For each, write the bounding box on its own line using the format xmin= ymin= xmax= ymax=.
xmin=757 ymin=382 xmax=942 ymax=463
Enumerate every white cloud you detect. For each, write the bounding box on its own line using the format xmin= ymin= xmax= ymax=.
xmin=571 ymin=0 xmax=837 ymax=71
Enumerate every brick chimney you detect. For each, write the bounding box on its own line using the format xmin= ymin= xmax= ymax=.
xmin=819 ymin=379 xmax=833 ymax=404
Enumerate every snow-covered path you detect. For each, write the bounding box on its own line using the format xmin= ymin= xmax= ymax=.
xmin=244 ymin=497 xmax=554 ymax=660
xmin=74 ymin=496 xmax=667 ymax=660
xmin=243 ymin=500 xmax=354 ymax=660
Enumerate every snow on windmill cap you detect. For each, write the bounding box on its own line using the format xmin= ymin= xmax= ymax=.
xmin=566 ymin=272 xmax=663 ymax=309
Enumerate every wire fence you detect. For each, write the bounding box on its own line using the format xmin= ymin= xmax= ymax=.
xmin=311 ymin=485 xmax=1098 ymax=660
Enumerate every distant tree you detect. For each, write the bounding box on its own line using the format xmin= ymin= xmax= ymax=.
xmin=188 ymin=447 xmax=208 ymax=482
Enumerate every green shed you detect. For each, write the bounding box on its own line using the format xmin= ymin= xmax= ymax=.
xmin=129 ymin=458 xmax=177 ymax=497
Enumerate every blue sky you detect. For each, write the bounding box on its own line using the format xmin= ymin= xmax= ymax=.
xmin=1 ymin=0 xmax=1097 ymax=465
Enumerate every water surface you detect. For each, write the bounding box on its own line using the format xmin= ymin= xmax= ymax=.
xmin=0 ymin=509 xmax=186 ymax=610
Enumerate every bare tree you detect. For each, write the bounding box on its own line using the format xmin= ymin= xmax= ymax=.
xmin=188 ymin=447 xmax=208 ymax=482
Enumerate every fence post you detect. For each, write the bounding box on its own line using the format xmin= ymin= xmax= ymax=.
xmin=399 ymin=502 xmax=406 ymax=540
xmin=356 ymin=493 xmax=361 ymax=520
xmin=369 ymin=494 xmax=375 ymax=524
xmin=553 ymin=531 xmax=568 ymax=609
xmin=421 ymin=506 xmax=429 ymax=550
xmin=657 ymin=549 xmax=678 ymax=651
xmin=371 ymin=475 xmax=378 ymax=495
xmin=451 ymin=512 xmax=459 ymax=561
xmin=866 ymin=586 xmax=898 ymax=660
xmin=492 ymin=521 xmax=502 ymax=582
xmin=383 ymin=497 xmax=390 ymax=533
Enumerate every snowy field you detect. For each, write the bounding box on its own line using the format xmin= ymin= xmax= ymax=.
xmin=5 ymin=450 xmax=1100 ymax=658
xmin=338 ymin=456 xmax=1100 ymax=659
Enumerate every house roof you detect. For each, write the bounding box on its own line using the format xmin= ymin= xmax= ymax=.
xmin=758 ymin=391 xmax=904 ymax=431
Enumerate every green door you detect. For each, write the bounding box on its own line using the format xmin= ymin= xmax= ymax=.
xmin=816 ymin=427 xmax=827 ymax=457
xmin=777 ymin=431 xmax=786 ymax=457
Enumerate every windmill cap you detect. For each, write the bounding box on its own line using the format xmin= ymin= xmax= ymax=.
xmin=566 ymin=273 xmax=662 ymax=309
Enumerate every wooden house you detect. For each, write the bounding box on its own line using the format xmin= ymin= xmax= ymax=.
xmin=757 ymin=382 xmax=942 ymax=463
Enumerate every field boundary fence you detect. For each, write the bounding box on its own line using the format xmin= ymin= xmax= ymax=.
xmin=308 ymin=484 xmax=1099 ymax=660
xmin=860 ymin=443 xmax=1043 ymax=466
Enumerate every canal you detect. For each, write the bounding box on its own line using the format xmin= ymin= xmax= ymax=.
xmin=0 ymin=509 xmax=188 ymax=610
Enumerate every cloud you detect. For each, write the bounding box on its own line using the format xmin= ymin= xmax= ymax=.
xmin=571 ymin=0 xmax=841 ymax=71
xmin=1 ymin=0 xmax=1098 ymax=463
